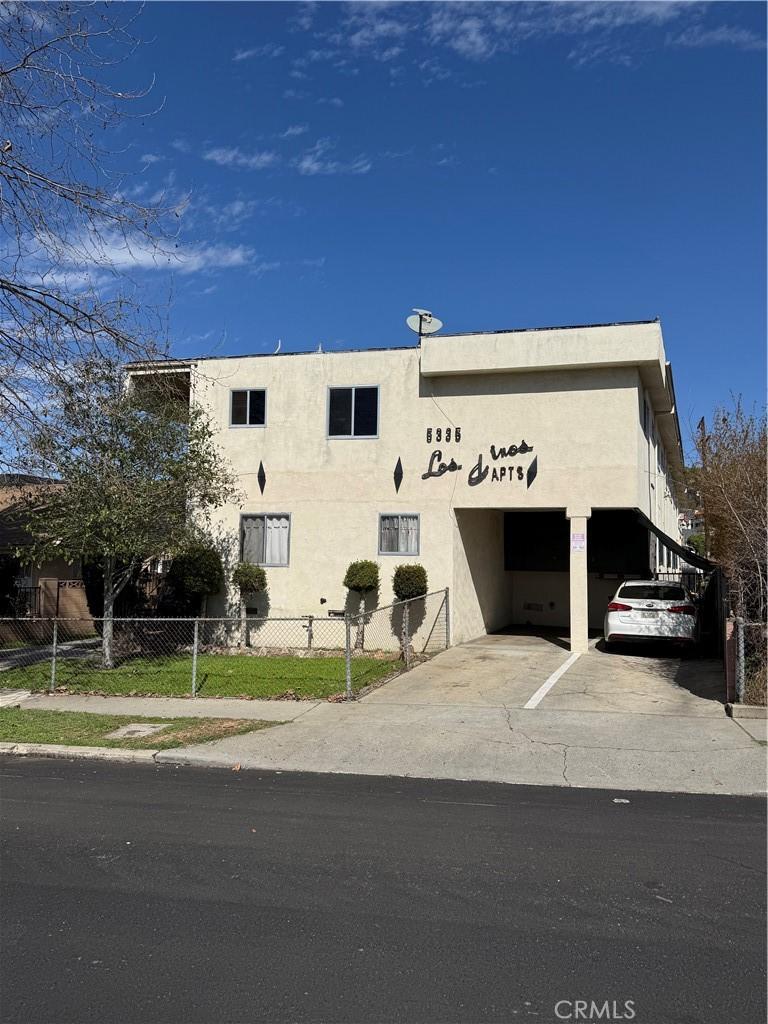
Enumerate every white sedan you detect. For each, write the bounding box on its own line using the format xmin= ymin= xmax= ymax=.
xmin=604 ymin=580 xmax=698 ymax=646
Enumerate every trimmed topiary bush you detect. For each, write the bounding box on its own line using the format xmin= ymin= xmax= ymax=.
xmin=392 ymin=564 xmax=428 ymax=602
xmin=232 ymin=563 xmax=268 ymax=648
xmin=232 ymin=562 xmax=267 ymax=596
xmin=343 ymin=560 xmax=380 ymax=597
xmin=344 ymin=560 xmax=380 ymax=649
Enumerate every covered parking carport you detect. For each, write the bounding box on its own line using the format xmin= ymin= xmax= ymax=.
xmin=453 ymin=506 xmax=670 ymax=652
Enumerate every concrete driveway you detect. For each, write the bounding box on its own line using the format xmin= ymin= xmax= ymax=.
xmin=541 ymin=640 xmax=725 ymax=717
xmin=365 ymin=629 xmax=726 ymax=718
xmin=365 ymin=631 xmax=571 ymax=709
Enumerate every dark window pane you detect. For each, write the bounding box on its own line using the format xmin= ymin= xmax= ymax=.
xmin=329 ymin=388 xmax=352 ymax=436
xmin=248 ymin=390 xmax=266 ymax=425
xmin=353 ymin=387 xmax=378 ymax=436
xmin=231 ymin=390 xmax=247 ymax=425
xmin=619 ymin=585 xmax=686 ymax=601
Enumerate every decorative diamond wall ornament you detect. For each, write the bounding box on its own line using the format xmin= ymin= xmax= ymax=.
xmin=526 ymin=456 xmax=538 ymax=489
xmin=393 ymin=457 xmax=403 ymax=493
xmin=257 ymin=461 xmax=266 ymax=494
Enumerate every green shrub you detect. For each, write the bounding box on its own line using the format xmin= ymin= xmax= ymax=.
xmin=343 ymin=560 xmax=380 ymax=595
xmin=232 ymin=563 xmax=267 ymax=596
xmin=167 ymin=544 xmax=224 ymax=600
xmin=392 ymin=564 xmax=428 ymax=601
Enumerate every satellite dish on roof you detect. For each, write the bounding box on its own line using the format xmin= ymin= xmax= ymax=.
xmin=406 ymin=308 xmax=443 ymax=337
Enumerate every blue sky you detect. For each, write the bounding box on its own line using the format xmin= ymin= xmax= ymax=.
xmin=108 ymin=1 xmax=765 ymax=445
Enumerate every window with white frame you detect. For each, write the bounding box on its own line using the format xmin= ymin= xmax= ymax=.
xmin=379 ymin=514 xmax=419 ymax=555
xmin=231 ymin=389 xmax=266 ymax=426
xmin=328 ymin=386 xmax=378 ymax=438
xmin=241 ymin=514 xmax=290 ymax=566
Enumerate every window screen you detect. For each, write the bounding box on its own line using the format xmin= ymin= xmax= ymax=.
xmin=231 ymin=389 xmax=266 ymax=426
xmin=379 ymin=514 xmax=419 ymax=555
xmin=328 ymin=387 xmax=378 ymax=437
xmin=241 ymin=514 xmax=290 ymax=566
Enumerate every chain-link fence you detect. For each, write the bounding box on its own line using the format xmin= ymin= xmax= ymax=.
xmin=0 ymin=588 xmax=450 ymax=701
xmin=733 ymin=617 xmax=767 ymax=706
xmin=346 ymin=589 xmax=449 ymax=690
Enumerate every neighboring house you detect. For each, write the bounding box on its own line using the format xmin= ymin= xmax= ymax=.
xmin=129 ymin=318 xmax=699 ymax=653
xmin=0 ymin=474 xmax=91 ymax=619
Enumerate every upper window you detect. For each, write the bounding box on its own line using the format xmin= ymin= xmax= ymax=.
xmin=231 ymin=389 xmax=266 ymax=427
xmin=328 ymin=386 xmax=378 ymax=438
xmin=241 ymin=513 xmax=290 ymax=566
xmin=379 ymin=514 xmax=419 ymax=555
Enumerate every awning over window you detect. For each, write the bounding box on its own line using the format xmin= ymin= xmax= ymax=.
xmin=636 ymin=511 xmax=715 ymax=572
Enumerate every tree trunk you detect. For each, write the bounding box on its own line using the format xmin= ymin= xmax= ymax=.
xmin=400 ymin=600 xmax=410 ymax=664
xmin=240 ymin=596 xmax=250 ymax=648
xmin=102 ymin=557 xmax=115 ymax=669
xmin=354 ymin=592 xmax=365 ymax=650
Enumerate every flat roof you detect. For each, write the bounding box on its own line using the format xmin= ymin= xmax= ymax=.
xmin=127 ymin=318 xmax=661 ymax=369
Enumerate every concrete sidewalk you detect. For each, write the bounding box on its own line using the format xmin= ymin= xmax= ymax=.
xmin=151 ymin=699 xmax=766 ymax=795
xmin=13 ymin=692 xmax=315 ymax=722
xmin=3 ymin=649 xmax=765 ymax=794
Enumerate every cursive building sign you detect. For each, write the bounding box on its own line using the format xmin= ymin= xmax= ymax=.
xmin=422 ymin=438 xmax=537 ymax=489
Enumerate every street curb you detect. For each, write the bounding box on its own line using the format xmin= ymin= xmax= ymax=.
xmin=155 ymin=749 xmax=234 ymax=769
xmin=726 ymin=703 xmax=768 ymax=720
xmin=0 ymin=742 xmax=159 ymax=763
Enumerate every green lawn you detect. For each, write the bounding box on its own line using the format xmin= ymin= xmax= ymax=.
xmin=0 ymin=652 xmax=398 ymax=699
xmin=0 ymin=708 xmax=279 ymax=749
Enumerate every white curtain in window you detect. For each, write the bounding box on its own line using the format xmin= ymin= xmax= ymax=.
xmin=399 ymin=515 xmax=418 ymax=554
xmin=242 ymin=516 xmax=265 ymax=563
xmin=265 ymin=515 xmax=290 ymax=565
xmin=380 ymin=516 xmax=399 ymax=553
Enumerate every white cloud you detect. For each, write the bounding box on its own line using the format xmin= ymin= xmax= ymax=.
xmin=50 ymin=231 xmax=257 ymax=277
xmin=140 ymin=153 xmax=164 ymax=165
xmin=171 ymin=138 xmax=191 ymax=154
xmin=344 ymin=7 xmax=411 ymax=51
xmin=317 ymin=96 xmax=344 ymax=108
xmin=668 ymin=24 xmax=765 ymax=51
xmin=295 ymin=138 xmax=371 ymax=176
xmin=292 ymin=2 xmax=316 ymax=32
xmin=233 ymin=42 xmax=285 ymax=61
xmin=250 ymin=260 xmax=281 ymax=277
xmin=203 ymin=147 xmax=279 ymax=170
xmin=288 ymin=0 xmax=762 ymax=75
xmin=281 ymin=123 xmax=309 ymax=138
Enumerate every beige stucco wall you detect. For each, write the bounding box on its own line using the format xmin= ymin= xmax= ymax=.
xmin=452 ymin=509 xmax=512 ymax=639
xmin=181 ymin=323 xmax=684 ymax=645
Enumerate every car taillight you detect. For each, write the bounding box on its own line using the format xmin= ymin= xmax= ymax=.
xmin=668 ymin=604 xmax=696 ymax=615
xmin=607 ymin=602 xmax=632 ymax=612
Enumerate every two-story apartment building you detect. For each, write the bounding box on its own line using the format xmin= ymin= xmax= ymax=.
xmin=130 ymin=318 xmax=691 ymax=653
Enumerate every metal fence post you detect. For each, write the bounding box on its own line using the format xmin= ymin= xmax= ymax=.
xmin=49 ymin=618 xmax=58 ymax=693
xmin=344 ymin=614 xmax=353 ymax=699
xmin=444 ymin=587 xmax=451 ymax=648
xmin=307 ymin=615 xmax=314 ymax=652
xmin=191 ymin=618 xmax=199 ymax=698
xmin=403 ymin=601 xmax=411 ymax=670
xmin=735 ymin=616 xmax=745 ymax=703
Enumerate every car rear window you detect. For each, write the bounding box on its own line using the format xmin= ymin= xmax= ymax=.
xmin=618 ymin=585 xmax=687 ymax=601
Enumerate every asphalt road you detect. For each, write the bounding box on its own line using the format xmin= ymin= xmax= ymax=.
xmin=1 ymin=759 xmax=765 ymax=1024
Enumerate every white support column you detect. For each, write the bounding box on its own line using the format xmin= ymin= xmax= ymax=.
xmin=567 ymin=508 xmax=592 ymax=654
